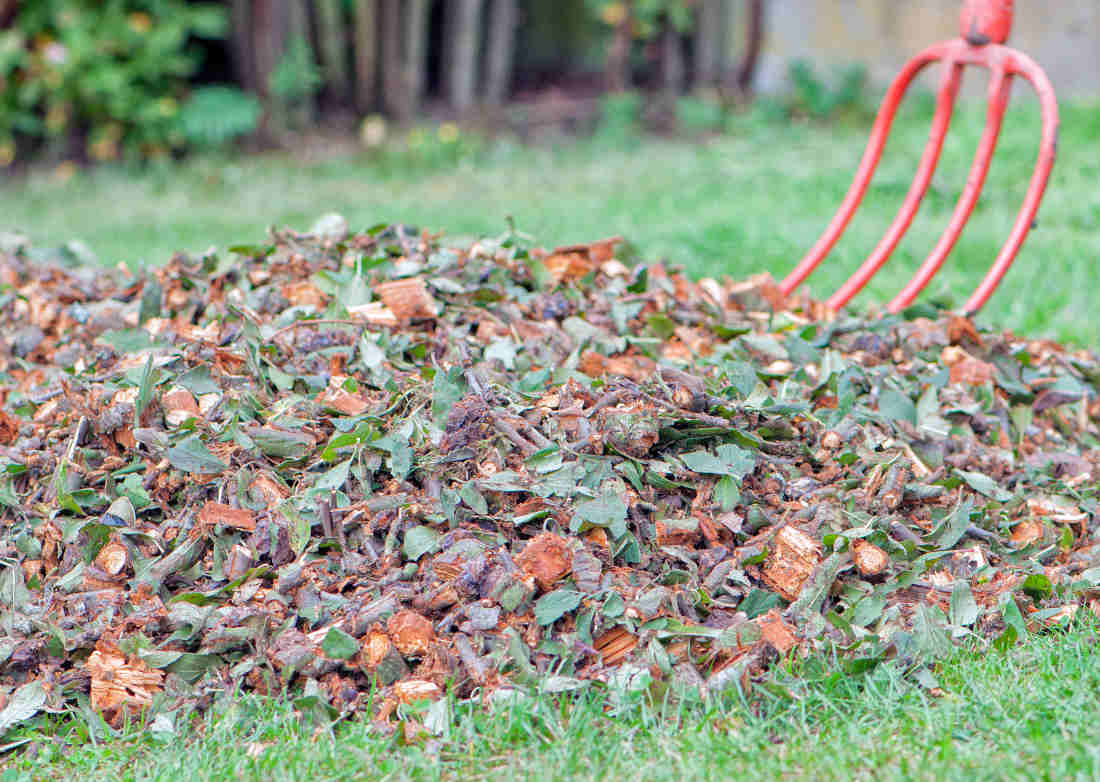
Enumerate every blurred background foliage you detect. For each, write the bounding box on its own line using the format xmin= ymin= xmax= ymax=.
xmin=0 ymin=0 xmax=852 ymax=166
xmin=0 ymin=0 xmax=228 ymax=164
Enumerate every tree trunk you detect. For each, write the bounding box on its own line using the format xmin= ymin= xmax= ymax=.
xmin=660 ymin=18 xmax=685 ymax=95
xmin=315 ymin=0 xmax=350 ymax=101
xmin=352 ymin=0 xmax=378 ymax=112
xmin=731 ymin=0 xmax=764 ymax=96
xmin=286 ymin=0 xmax=314 ymax=127
xmin=484 ymin=0 xmax=518 ymax=106
xmin=252 ymin=0 xmax=287 ymax=99
xmin=380 ymin=0 xmax=409 ymax=120
xmin=0 ymin=0 xmax=19 ymax=29
xmin=249 ymin=0 xmax=316 ymax=133
xmin=446 ymin=0 xmax=485 ymax=114
xmin=403 ymin=0 xmax=430 ymax=115
xmin=229 ymin=0 xmax=258 ymax=93
xmin=694 ymin=0 xmax=722 ymax=87
xmin=605 ymin=1 xmax=633 ymax=92
xmin=715 ymin=0 xmax=731 ymax=78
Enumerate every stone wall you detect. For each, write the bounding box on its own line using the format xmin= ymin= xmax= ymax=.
xmin=752 ymin=0 xmax=1099 ymax=97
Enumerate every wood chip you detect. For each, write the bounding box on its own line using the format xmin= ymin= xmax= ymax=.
xmin=851 ymin=539 xmax=889 ymax=578
xmin=544 ymin=251 xmax=595 ymax=284
xmin=87 ymin=643 xmax=164 ymax=727
xmin=387 ymin=610 xmax=435 ymax=657
xmin=161 ymin=386 xmax=201 ymax=427
xmin=515 ymin=532 xmax=573 ymax=592
xmin=950 ymin=357 xmax=995 ymax=386
xmin=947 ymin=315 xmax=983 ymax=346
xmin=755 ymin=609 xmax=799 ymax=655
xmin=0 ymin=409 xmax=18 ymax=445
xmin=197 ymin=501 xmax=256 ymax=532
xmin=594 ymin=626 xmax=638 ymax=665
xmin=762 ymin=526 xmax=822 ymax=601
xmin=1011 ymin=519 xmax=1044 ymax=546
xmin=318 ymin=385 xmax=370 ymax=416
xmin=249 ymin=471 xmax=289 ymax=509
xmin=346 ymin=301 xmax=399 ymax=326
xmin=393 ymin=679 xmax=442 ymax=704
xmin=363 ymin=629 xmax=394 ymax=670
xmin=280 ymin=281 xmax=328 ymax=309
xmin=94 ymin=540 xmax=130 ymax=577
xmin=225 ymin=543 xmax=254 ymax=580
xmin=373 ymin=277 xmax=438 ymax=320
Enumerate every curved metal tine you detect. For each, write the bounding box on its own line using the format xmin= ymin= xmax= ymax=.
xmin=888 ymin=67 xmax=1012 ymax=313
xmin=826 ymin=58 xmax=964 ymax=310
xmin=964 ymin=51 xmax=1059 ymax=315
xmin=778 ymin=46 xmax=949 ymax=298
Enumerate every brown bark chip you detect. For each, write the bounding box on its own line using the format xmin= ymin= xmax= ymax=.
xmin=87 ymin=642 xmax=164 ymax=727
xmin=94 ymin=540 xmax=131 ymax=577
xmin=197 ymin=501 xmax=257 ymax=532
xmin=762 ymin=527 xmax=822 ymax=601
xmin=595 ymin=627 xmax=638 ymax=666
xmin=515 ymin=532 xmax=573 ymax=591
xmin=387 ymin=610 xmax=435 ymax=657
xmin=0 ymin=409 xmax=18 ymax=444
xmin=373 ymin=277 xmax=438 ymax=320
xmin=851 ymin=539 xmax=890 ymax=578
xmin=756 ymin=609 xmax=799 ymax=655
xmin=394 ymin=679 xmax=442 ymax=704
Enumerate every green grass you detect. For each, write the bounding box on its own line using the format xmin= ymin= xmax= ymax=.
xmin=7 ymin=624 xmax=1100 ymax=781
xmin=3 ymin=99 xmax=1099 ymax=344
xmin=3 ymin=100 xmax=1100 ymax=778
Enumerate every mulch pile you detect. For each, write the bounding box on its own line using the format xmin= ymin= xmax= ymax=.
xmin=1 ymin=220 xmax=1099 ymax=733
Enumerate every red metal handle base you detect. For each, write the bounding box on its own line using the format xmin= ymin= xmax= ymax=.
xmin=780 ymin=0 xmax=1058 ymax=316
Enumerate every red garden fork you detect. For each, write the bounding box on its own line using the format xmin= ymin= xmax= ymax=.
xmin=779 ymin=0 xmax=1059 ymax=316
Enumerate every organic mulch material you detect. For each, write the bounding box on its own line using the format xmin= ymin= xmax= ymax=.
xmin=1 ymin=223 xmax=1099 ymax=732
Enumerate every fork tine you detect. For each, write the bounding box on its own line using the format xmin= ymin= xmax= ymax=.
xmin=888 ymin=67 xmax=1012 ymax=313
xmin=778 ymin=45 xmax=949 ymax=298
xmin=826 ymin=60 xmax=964 ymax=310
xmin=784 ymin=2 xmax=1057 ymax=316
xmin=963 ymin=51 xmax=1058 ymax=315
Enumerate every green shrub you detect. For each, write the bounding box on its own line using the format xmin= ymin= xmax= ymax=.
xmin=0 ymin=0 xmax=227 ymax=165
xmin=675 ymin=92 xmax=725 ymax=133
xmin=266 ymin=34 xmax=322 ymax=131
xmin=785 ymin=59 xmax=870 ymax=121
xmin=176 ymin=86 xmax=261 ymax=151
xmin=594 ymin=90 xmax=643 ymax=142
xmin=586 ymin=1 xmax=695 ymax=38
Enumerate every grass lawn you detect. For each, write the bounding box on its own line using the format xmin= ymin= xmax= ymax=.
xmin=9 ymin=624 xmax=1100 ymax=781
xmin=3 ymin=98 xmax=1100 ymax=780
xmin=3 ymin=99 xmax=1099 ymax=345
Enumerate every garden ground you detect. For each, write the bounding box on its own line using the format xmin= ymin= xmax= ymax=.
xmin=2 ymin=98 xmax=1100 ymax=780
xmin=9 ymin=625 xmax=1100 ymax=780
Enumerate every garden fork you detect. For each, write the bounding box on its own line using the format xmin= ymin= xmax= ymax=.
xmin=779 ymin=0 xmax=1058 ymax=316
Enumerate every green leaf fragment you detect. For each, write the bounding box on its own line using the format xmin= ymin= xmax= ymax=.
xmin=1022 ymin=573 xmax=1053 ymax=602
xmin=955 ymin=469 xmax=1012 ymax=502
xmin=165 ymin=435 xmax=227 ymax=474
xmin=572 ymin=493 xmax=628 ymax=538
xmin=403 ymin=525 xmax=442 ymax=561
xmin=0 ymin=681 xmax=46 ymax=736
xmin=949 ymin=580 xmax=979 ymax=627
xmin=322 ymin=627 xmax=360 ymax=660
xmin=681 ymin=444 xmax=755 ymax=479
xmin=459 ymin=482 xmax=489 ymax=514
xmin=878 ymin=388 xmax=917 ymax=425
xmin=535 ymin=589 xmax=583 ymax=626
xmin=247 ymin=427 xmax=314 ymax=460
